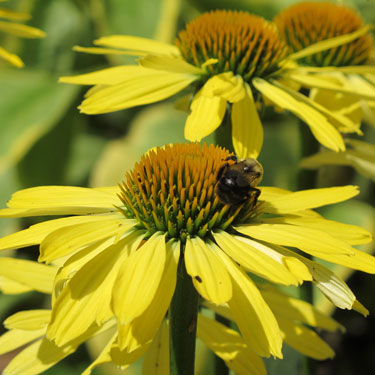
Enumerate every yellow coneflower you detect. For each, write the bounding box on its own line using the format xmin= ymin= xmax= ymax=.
xmin=0 ymin=143 xmax=373 ymax=374
xmin=60 ymin=10 xmax=373 ymax=155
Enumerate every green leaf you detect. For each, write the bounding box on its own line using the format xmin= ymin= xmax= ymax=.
xmin=0 ymin=69 xmax=79 ymax=177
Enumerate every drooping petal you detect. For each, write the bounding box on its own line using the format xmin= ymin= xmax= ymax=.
xmin=47 ymin=236 xmax=140 ymax=346
xmin=142 ymin=321 xmax=170 ymax=375
xmin=118 ymin=240 xmax=180 ymax=351
xmin=0 ymin=276 xmax=32 ymax=294
xmin=253 ymin=78 xmax=345 ymax=151
xmin=215 ymin=250 xmax=283 ymax=358
xmin=235 ymin=223 xmax=353 ymax=257
xmin=94 ymin=35 xmax=180 ymax=55
xmin=286 ymin=72 xmax=375 ymax=100
xmin=261 ymin=185 xmax=359 ymax=214
xmin=213 ymin=230 xmax=306 ymax=285
xmin=39 ymin=217 xmax=134 ymax=262
xmin=0 ymin=186 xmax=122 ymax=217
xmin=73 ymin=45 xmax=141 ymax=55
xmin=0 ymin=258 xmax=57 ymax=294
xmin=184 ymin=237 xmax=232 ymax=304
xmin=113 ymin=233 xmax=166 ymax=324
xmin=82 ymin=332 xmax=117 ymax=375
xmin=197 ymin=314 xmax=266 ymax=375
xmin=261 ymin=287 xmax=345 ymax=332
xmin=278 ymin=318 xmax=335 ymax=360
xmin=184 ymin=91 xmax=227 ymax=141
xmin=232 ymin=83 xmax=263 ymax=159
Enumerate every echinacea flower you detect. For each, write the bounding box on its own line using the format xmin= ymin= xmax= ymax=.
xmin=0 ymin=143 xmax=374 ymax=373
xmin=0 ymin=258 xmax=346 ymax=375
xmin=0 ymin=1 xmax=45 ymax=67
xmin=60 ymin=10 xmax=372 ymax=155
xmin=274 ymin=2 xmax=375 ymax=133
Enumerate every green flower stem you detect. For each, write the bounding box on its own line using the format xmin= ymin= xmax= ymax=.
xmin=169 ymin=250 xmax=199 ymax=375
xmin=214 ymin=108 xmax=234 ymax=153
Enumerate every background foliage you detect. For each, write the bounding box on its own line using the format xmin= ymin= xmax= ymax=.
xmin=0 ymin=0 xmax=374 ymax=374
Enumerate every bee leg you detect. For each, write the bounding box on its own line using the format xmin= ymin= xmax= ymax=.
xmin=223 ymin=155 xmax=237 ymax=162
xmin=249 ymin=187 xmax=261 ymax=206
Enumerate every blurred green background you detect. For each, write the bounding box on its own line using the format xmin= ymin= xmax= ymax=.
xmin=0 ymin=0 xmax=374 ymax=374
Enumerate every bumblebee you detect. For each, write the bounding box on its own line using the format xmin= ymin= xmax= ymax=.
xmin=215 ymin=155 xmax=263 ymax=206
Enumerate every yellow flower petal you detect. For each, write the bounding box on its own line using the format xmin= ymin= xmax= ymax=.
xmin=261 ymin=287 xmax=345 ymax=332
xmin=113 ymin=233 xmax=166 ymax=324
xmin=119 ymin=240 xmax=179 ymax=351
xmin=197 ymin=314 xmax=266 ymax=375
xmin=0 ymin=8 xmax=30 ymax=21
xmin=0 ymin=258 xmax=57 ymax=294
xmin=0 ymin=45 xmax=23 ymax=67
xmin=142 ymin=321 xmax=170 ymax=375
xmin=288 ymin=25 xmax=372 ymax=61
xmin=60 ymin=66 xmax=152 ymax=85
xmin=0 ymin=276 xmax=32 ymax=294
xmin=235 ymin=223 xmax=353 ymax=257
xmin=0 ymin=214 xmax=124 ymax=252
xmin=94 ymin=35 xmax=179 ymax=55
xmin=82 ymin=332 xmax=117 ymax=375
xmin=73 ymin=45 xmax=141 ymax=55
xmin=0 ymin=329 xmax=45 ymax=355
xmin=4 ymin=310 xmax=50 ymax=330
xmin=261 ymin=186 xmax=359 ymax=214
xmin=201 ymin=72 xmax=245 ymax=103
xmin=80 ymin=70 xmax=196 ymax=114
xmin=184 ymin=237 xmax=232 ymax=304
xmin=3 ymin=337 xmax=75 ymax=375
xmin=213 ymin=230 xmax=302 ymax=286
xmin=278 ymin=318 xmax=334 ymax=360
xmin=276 ymin=80 xmax=360 ymax=134
xmin=232 ymin=83 xmax=263 ymax=159
xmin=184 ymin=92 xmax=226 ymax=141
xmin=0 ymin=20 xmax=45 ymax=38
xmin=0 ymin=186 xmax=122 ymax=217
xmin=262 ymin=215 xmax=372 ymax=245
xmin=48 ymin=236 xmax=141 ymax=346
xmin=286 ymin=72 xmax=375 ymax=100
xmin=139 ymin=54 xmax=203 ymax=74
xmin=297 ymin=66 xmax=375 ymax=75
xmin=253 ymin=78 xmax=345 ymax=151
xmin=39 ymin=217 xmax=134 ymax=263
xmin=353 ymin=299 xmax=369 ymax=317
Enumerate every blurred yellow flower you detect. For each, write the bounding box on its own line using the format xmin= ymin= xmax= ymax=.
xmin=0 ymin=142 xmax=373 ymax=374
xmin=0 ymin=1 xmax=45 ymax=67
xmin=60 ymin=10 xmax=373 ymax=156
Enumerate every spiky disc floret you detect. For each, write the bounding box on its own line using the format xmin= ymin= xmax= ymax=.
xmin=274 ymin=2 xmax=373 ymax=67
xmin=174 ymin=10 xmax=288 ymax=82
xmin=118 ymin=143 xmax=259 ymax=242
